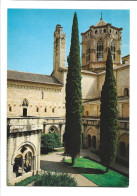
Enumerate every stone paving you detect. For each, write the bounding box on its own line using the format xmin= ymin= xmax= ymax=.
xmin=40 ymin=151 xmax=97 ymax=187
xmin=28 ymin=148 xmax=128 ymax=186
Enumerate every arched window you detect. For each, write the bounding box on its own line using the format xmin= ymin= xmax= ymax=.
xmin=52 ymin=108 xmax=55 ymax=113
xmin=44 ymin=107 xmax=47 ymax=113
xmin=23 ymin=108 xmax=27 ymax=117
xmin=124 ymin=88 xmax=129 ymax=96
xmin=36 ymin=107 xmax=39 ymax=112
xmin=92 ymin=136 xmax=96 ymax=149
xmin=9 ymin=106 xmax=12 ymax=112
xmin=22 ymin=98 xmax=29 ymax=107
xmin=119 ymin=142 xmax=126 ymax=157
xmin=111 ymin=40 xmax=115 ymax=61
xmin=95 ymin=30 xmax=98 ymax=34
xmin=97 ymin=39 xmax=103 ymax=61
xmin=42 ymin=92 xmax=44 ymax=99
xmin=86 ymin=111 xmax=89 ymax=116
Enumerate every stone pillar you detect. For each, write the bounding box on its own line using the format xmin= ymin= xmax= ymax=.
xmin=22 ymin=158 xmax=26 ymax=175
xmin=83 ymin=123 xmax=87 ymax=148
xmin=43 ymin=123 xmax=46 ymax=133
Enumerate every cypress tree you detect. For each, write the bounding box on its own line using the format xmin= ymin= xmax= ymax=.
xmin=64 ymin=12 xmax=82 ymax=165
xmin=100 ymin=48 xmax=118 ymax=172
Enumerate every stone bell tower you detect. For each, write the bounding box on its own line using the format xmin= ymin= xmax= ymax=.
xmin=81 ymin=16 xmax=123 ymax=72
xmin=52 ymin=24 xmax=66 ymax=82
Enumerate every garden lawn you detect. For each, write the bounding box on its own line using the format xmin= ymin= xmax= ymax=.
xmin=64 ymin=157 xmax=129 ymax=187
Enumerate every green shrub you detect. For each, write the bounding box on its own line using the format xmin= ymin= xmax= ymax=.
xmin=15 ymin=174 xmax=40 ymax=186
xmin=33 ymin=172 xmax=77 ymax=186
xmin=41 ymin=132 xmax=61 ymax=153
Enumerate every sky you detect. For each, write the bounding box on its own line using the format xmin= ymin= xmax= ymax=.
xmin=7 ymin=9 xmax=130 ymax=75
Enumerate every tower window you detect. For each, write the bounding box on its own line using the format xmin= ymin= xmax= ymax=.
xmin=95 ymin=30 xmax=98 ymax=34
xmin=97 ymin=39 xmax=103 ymax=61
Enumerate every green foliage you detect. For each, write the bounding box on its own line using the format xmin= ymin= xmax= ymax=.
xmin=64 ymin=157 xmax=129 ymax=187
xmin=15 ymin=174 xmax=40 ymax=186
xmin=100 ymin=48 xmax=118 ymax=169
xmin=41 ymin=132 xmax=61 ymax=152
xmin=33 ymin=172 xmax=77 ymax=186
xmin=64 ymin=12 xmax=82 ymax=163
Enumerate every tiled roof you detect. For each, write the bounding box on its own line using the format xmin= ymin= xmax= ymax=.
xmin=7 ymin=70 xmax=62 ymax=86
xmin=95 ymin=19 xmax=107 ymax=27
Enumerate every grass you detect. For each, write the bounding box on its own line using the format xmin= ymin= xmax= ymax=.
xmin=64 ymin=157 xmax=129 ymax=187
xmin=15 ymin=174 xmax=40 ymax=186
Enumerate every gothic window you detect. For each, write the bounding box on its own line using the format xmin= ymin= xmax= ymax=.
xmin=9 ymin=106 xmax=12 ymax=112
xmin=22 ymin=99 xmax=29 ymax=107
xmin=124 ymin=88 xmax=129 ymax=96
xmin=97 ymin=39 xmax=103 ymax=61
xmin=111 ymin=40 xmax=116 ymax=61
xmin=42 ymin=92 xmax=44 ymax=99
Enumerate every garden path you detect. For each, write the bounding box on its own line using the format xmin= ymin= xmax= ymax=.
xmin=40 ymin=151 xmax=98 ymax=187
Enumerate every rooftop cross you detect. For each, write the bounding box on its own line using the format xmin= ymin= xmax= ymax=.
xmin=100 ymin=12 xmax=102 ymax=20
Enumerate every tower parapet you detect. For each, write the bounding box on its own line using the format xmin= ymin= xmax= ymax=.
xmin=81 ymin=18 xmax=123 ymax=72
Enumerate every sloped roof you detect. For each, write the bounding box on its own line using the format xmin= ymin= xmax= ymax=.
xmin=95 ymin=19 xmax=107 ymax=27
xmin=7 ymin=70 xmax=62 ymax=86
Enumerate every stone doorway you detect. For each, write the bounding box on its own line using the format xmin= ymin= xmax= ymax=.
xmin=23 ymin=108 xmax=27 ymax=116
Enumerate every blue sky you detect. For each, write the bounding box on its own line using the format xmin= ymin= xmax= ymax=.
xmin=7 ymin=9 xmax=130 ymax=75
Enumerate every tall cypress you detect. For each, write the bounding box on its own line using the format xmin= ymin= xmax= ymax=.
xmin=100 ymin=48 xmax=118 ymax=172
xmin=64 ymin=12 xmax=82 ymax=165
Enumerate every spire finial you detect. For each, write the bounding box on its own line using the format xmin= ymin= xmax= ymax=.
xmin=100 ymin=12 xmax=102 ymax=20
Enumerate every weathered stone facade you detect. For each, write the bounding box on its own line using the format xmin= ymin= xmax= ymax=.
xmin=7 ymin=19 xmax=129 ymax=184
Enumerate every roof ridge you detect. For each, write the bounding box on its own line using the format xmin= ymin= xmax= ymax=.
xmin=7 ymin=69 xmax=52 ymax=77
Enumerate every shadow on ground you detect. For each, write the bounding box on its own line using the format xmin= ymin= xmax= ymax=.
xmin=40 ymin=160 xmax=104 ymax=175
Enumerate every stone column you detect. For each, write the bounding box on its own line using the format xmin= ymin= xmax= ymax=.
xmin=22 ymin=158 xmax=26 ymax=175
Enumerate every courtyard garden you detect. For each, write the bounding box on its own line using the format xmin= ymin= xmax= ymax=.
xmin=64 ymin=157 xmax=129 ymax=187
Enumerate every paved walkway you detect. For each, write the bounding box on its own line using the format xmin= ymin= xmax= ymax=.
xmin=80 ymin=149 xmax=129 ymax=176
xmin=40 ymin=151 xmax=97 ymax=187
